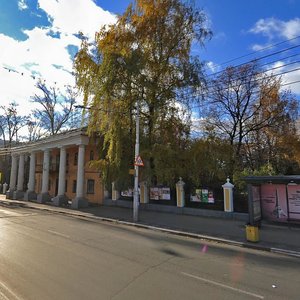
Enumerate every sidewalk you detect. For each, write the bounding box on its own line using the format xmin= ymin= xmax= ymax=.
xmin=1 ymin=196 xmax=300 ymax=258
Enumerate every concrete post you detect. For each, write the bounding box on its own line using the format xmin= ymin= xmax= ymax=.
xmin=140 ymin=181 xmax=149 ymax=204
xmin=37 ymin=149 xmax=51 ymax=203
xmin=72 ymin=144 xmax=88 ymax=209
xmin=6 ymin=154 xmax=18 ymax=199
xmin=24 ymin=152 xmax=37 ymax=200
xmin=3 ymin=183 xmax=8 ymax=195
xmin=112 ymin=181 xmax=119 ymax=201
xmin=176 ymin=177 xmax=185 ymax=207
xmin=52 ymin=147 xmax=68 ymax=206
xmin=13 ymin=153 xmax=25 ymax=199
xmin=222 ymin=177 xmax=234 ymax=212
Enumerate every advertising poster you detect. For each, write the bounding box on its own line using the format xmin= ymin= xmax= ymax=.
xmin=121 ymin=188 xmax=133 ymax=197
xmin=190 ymin=189 xmax=201 ymax=202
xmin=287 ymin=185 xmax=300 ymax=220
xmin=190 ymin=189 xmax=214 ymax=203
xmin=261 ymin=184 xmax=288 ymax=222
xmin=150 ymin=187 xmax=171 ymax=200
xmin=201 ymin=189 xmax=209 ymax=203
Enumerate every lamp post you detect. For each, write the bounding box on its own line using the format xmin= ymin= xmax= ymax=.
xmin=133 ymin=102 xmax=140 ymax=222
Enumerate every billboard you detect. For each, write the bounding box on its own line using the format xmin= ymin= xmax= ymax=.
xmin=261 ymin=184 xmax=288 ymax=222
xmin=287 ymin=185 xmax=300 ymax=220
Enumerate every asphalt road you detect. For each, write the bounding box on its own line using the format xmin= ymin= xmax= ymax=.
xmin=0 ymin=204 xmax=299 ymax=300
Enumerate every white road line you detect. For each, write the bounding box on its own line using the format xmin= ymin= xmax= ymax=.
xmin=181 ymin=272 xmax=264 ymax=299
xmin=47 ymin=230 xmax=70 ymax=239
xmin=0 ymin=281 xmax=23 ymax=300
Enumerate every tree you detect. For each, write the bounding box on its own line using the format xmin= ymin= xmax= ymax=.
xmin=203 ymin=61 xmax=298 ymax=175
xmin=0 ymin=102 xmax=26 ymax=147
xmin=74 ymin=0 xmax=211 ymax=188
xmin=0 ymin=102 xmax=27 ymax=183
xmin=31 ymin=81 xmax=81 ymax=136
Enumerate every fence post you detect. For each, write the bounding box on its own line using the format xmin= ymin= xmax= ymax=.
xmin=112 ymin=181 xmax=119 ymax=201
xmin=176 ymin=177 xmax=185 ymax=207
xmin=140 ymin=181 xmax=149 ymax=204
xmin=222 ymin=177 xmax=234 ymax=212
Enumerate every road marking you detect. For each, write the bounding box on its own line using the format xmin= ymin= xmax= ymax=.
xmin=0 ymin=209 xmax=23 ymax=217
xmin=47 ymin=230 xmax=70 ymax=239
xmin=0 ymin=281 xmax=23 ymax=300
xmin=181 ymin=272 xmax=264 ymax=299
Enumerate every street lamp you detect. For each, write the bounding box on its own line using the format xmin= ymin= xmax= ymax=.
xmin=133 ymin=102 xmax=140 ymax=222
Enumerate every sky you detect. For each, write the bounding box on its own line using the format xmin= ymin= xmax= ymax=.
xmin=1 ymin=0 xmax=300 ymax=116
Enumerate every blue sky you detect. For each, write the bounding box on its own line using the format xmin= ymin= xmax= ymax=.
xmin=0 ymin=0 xmax=300 ymax=112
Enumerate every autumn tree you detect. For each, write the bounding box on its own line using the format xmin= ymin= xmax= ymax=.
xmin=31 ymin=81 xmax=81 ymax=136
xmin=74 ymin=0 xmax=211 ymax=188
xmin=203 ymin=61 xmax=298 ymax=176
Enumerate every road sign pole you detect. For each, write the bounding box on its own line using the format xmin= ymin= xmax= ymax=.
xmin=133 ymin=102 xmax=140 ymax=222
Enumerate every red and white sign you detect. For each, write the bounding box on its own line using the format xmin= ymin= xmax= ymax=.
xmin=134 ymin=155 xmax=144 ymax=167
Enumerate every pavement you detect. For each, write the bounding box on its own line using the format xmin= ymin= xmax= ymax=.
xmin=1 ymin=195 xmax=300 ymax=258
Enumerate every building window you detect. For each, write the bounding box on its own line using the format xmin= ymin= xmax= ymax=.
xmin=72 ymin=180 xmax=77 ymax=193
xmin=66 ymin=153 xmax=69 ymax=166
xmin=65 ymin=180 xmax=68 ymax=193
xmin=87 ymin=179 xmax=95 ymax=194
xmin=90 ymin=150 xmax=94 ymax=161
xmin=74 ymin=152 xmax=78 ymax=166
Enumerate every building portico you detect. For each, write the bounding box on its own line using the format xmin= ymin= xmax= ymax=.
xmin=5 ymin=129 xmax=103 ymax=208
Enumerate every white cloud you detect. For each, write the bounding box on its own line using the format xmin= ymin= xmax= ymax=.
xmin=0 ymin=0 xmax=118 ymax=116
xmin=206 ymin=61 xmax=219 ymax=73
xmin=18 ymin=0 xmax=28 ymax=10
xmin=250 ymin=17 xmax=300 ymax=40
xmin=37 ymin=0 xmax=117 ymax=38
xmin=266 ymin=61 xmax=300 ymax=95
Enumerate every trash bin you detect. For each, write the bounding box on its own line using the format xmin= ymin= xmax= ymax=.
xmin=245 ymin=225 xmax=259 ymax=242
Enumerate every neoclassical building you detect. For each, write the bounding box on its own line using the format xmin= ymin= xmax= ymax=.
xmin=5 ymin=129 xmax=104 ymax=208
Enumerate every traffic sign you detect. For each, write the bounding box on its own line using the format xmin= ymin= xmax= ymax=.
xmin=134 ymin=155 xmax=144 ymax=167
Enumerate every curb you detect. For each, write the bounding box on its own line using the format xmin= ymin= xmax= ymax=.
xmin=1 ymin=199 xmax=300 ymax=258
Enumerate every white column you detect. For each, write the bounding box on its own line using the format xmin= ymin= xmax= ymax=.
xmin=72 ymin=144 xmax=88 ymax=209
xmin=24 ymin=152 xmax=37 ymax=200
xmin=6 ymin=154 xmax=18 ymax=199
xmin=52 ymin=147 xmax=68 ymax=206
xmin=28 ymin=152 xmax=36 ymax=192
xmin=37 ymin=149 xmax=51 ymax=203
xmin=17 ymin=154 xmax=25 ymax=191
xmin=76 ymin=144 xmax=85 ymax=198
xmin=57 ymin=147 xmax=66 ymax=196
xmin=41 ymin=149 xmax=50 ymax=194
xmin=13 ymin=153 xmax=25 ymax=199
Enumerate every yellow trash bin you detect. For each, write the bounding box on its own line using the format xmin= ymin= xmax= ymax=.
xmin=245 ymin=225 xmax=259 ymax=242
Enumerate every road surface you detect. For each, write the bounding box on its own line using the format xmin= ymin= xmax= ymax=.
xmin=0 ymin=204 xmax=299 ymax=299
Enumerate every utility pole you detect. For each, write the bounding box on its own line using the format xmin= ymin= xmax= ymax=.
xmin=133 ymin=102 xmax=140 ymax=222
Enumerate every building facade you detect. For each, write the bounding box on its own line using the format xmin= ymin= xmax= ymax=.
xmin=5 ymin=129 xmax=104 ymax=208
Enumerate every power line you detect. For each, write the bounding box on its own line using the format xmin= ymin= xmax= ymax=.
xmin=207 ymin=34 xmax=300 ymax=69
xmin=189 ymin=79 xmax=300 ymax=111
xmin=207 ymin=43 xmax=300 ymax=77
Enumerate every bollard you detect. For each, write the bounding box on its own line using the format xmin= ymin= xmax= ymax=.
xmin=176 ymin=177 xmax=185 ymax=207
xmin=222 ymin=177 xmax=234 ymax=212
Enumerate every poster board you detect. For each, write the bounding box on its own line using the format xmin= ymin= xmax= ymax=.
xmin=150 ymin=187 xmax=171 ymax=200
xmin=261 ymin=184 xmax=288 ymax=222
xmin=287 ymin=185 xmax=300 ymax=220
xmin=190 ymin=189 xmax=214 ymax=203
